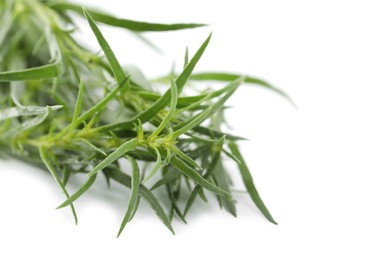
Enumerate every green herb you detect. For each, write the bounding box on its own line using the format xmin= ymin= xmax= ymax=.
xmin=0 ymin=0 xmax=290 ymax=236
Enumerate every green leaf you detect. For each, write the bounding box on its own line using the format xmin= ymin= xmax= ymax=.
xmin=88 ymin=138 xmax=137 ymax=177
xmin=192 ymin=126 xmax=246 ymax=141
xmin=228 ymin=141 xmax=277 ymax=224
xmin=171 ymin=107 xmax=212 ymax=138
xmin=222 ymin=148 xmax=241 ymax=164
xmin=183 ymin=136 xmax=225 ymax=216
xmin=207 ymin=77 xmax=243 ymax=115
xmin=183 ymin=187 xmax=200 ymax=217
xmin=138 ymin=78 xmax=245 ymax=109
xmin=129 ymin=32 xmax=163 ymax=54
xmin=175 ymin=33 xmax=212 ymax=94
xmin=150 ymin=170 xmax=179 ymax=191
xmin=57 ymin=175 xmax=97 ymax=209
xmin=93 ymin=33 xmax=212 ymax=133
xmin=142 ymin=148 xmax=162 ymax=184
xmin=150 ymin=78 xmax=178 ymax=138
xmin=170 ymin=155 xmax=231 ymax=199
xmin=51 ymin=3 xmax=206 ymax=32
xmin=0 ymin=59 xmax=62 ymax=82
xmin=62 ymin=167 xmax=71 ymax=187
xmin=133 ymin=32 xmax=212 ymax=121
xmin=75 ymin=138 xmax=107 ymax=156
xmin=71 ymin=80 xmax=85 ymax=129
xmin=105 ymin=168 xmax=175 ymax=234
xmin=20 ymin=110 xmax=50 ymax=131
xmin=124 ymin=64 xmax=152 ymax=89
xmin=138 ymin=186 xmax=175 ymax=234
xmin=126 ymin=149 xmax=156 ymax=161
xmin=128 ymin=196 xmax=141 ymax=222
xmin=84 ymin=8 xmax=131 ymax=92
xmin=75 ymin=77 xmax=129 ymax=126
xmin=39 ymin=147 xmax=78 ymax=224
xmin=166 ymin=183 xmax=187 ymax=224
xmin=170 ymin=145 xmax=202 ymax=171
xmin=0 ymin=0 xmax=14 ymax=48
xmin=212 ymin=159 xmax=237 ymax=217
xmin=173 ymin=77 xmax=243 ymax=130
xmin=117 ymin=157 xmax=141 ymax=237
xmin=184 ymin=47 xmax=189 ymax=68
xmin=190 ymin=72 xmax=295 ymax=106
xmin=0 ymin=105 xmax=62 ymax=122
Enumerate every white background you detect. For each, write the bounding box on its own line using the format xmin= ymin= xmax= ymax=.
xmin=1 ymin=0 xmax=390 ymax=259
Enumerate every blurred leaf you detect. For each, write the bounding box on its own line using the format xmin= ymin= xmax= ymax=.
xmin=190 ymin=72 xmax=295 ymax=106
xmin=51 ymin=3 xmax=206 ymax=32
xmin=0 ymin=105 xmax=62 ymax=122
xmin=0 ymin=59 xmax=62 ymax=81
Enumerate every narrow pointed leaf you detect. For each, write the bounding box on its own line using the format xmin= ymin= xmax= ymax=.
xmin=170 ymin=155 xmax=231 ymax=199
xmin=84 ymin=8 xmax=131 ymax=91
xmin=20 ymin=110 xmax=50 ymax=131
xmin=192 ymin=126 xmax=246 ymax=141
xmin=76 ymin=138 xmax=107 ymax=156
xmin=183 ymin=136 xmax=225 ymax=216
xmin=150 ymin=170 xmax=179 ymax=191
xmin=138 ymin=186 xmax=175 ymax=234
xmin=173 ymin=77 xmax=242 ymax=131
xmin=184 ymin=47 xmax=189 ymax=68
xmin=117 ymin=157 xmax=140 ymax=237
xmin=166 ymin=183 xmax=187 ymax=224
xmin=150 ymin=78 xmax=178 ymax=138
xmin=62 ymin=167 xmax=71 ymax=187
xmin=94 ymin=33 xmax=212 ymax=133
xmin=142 ymin=148 xmax=162 ymax=184
xmin=88 ymin=138 xmax=137 ymax=177
xmin=130 ymin=32 xmax=163 ymax=54
xmin=171 ymin=145 xmax=202 ymax=171
xmin=71 ymin=80 xmax=85 ymax=129
xmin=57 ymin=174 xmax=97 ymax=209
xmin=183 ymin=187 xmax=201 ymax=216
xmin=0 ymin=59 xmax=62 ymax=82
xmin=105 ymin=168 xmax=175 ymax=234
xmin=190 ymin=72 xmax=295 ymax=106
xmin=51 ymin=3 xmax=206 ymax=32
xmin=198 ymin=188 xmax=208 ymax=202
xmin=0 ymin=105 xmax=62 ymax=121
xmin=171 ymin=107 xmax=212 ymax=138
xmin=228 ymin=141 xmax=277 ymax=224
xmin=39 ymin=147 xmax=78 ymax=224
xmin=76 ymin=77 xmax=129 ymax=125
xmin=213 ymin=160 xmax=237 ymax=217
xmin=128 ymin=196 xmax=141 ymax=222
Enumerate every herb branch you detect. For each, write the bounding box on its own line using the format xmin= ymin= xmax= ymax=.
xmin=0 ymin=0 xmax=290 ymax=236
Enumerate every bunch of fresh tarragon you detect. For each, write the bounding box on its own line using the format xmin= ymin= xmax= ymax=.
xmin=0 ymin=0 xmax=291 ymax=236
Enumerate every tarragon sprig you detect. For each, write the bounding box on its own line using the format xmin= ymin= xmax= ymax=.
xmin=0 ymin=0 xmax=290 ymax=236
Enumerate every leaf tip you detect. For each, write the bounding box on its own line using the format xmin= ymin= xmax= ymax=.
xmin=56 ymin=203 xmax=67 ymax=210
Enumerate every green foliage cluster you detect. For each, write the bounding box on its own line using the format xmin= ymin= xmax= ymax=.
xmin=0 ymin=0 xmax=288 ymax=236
